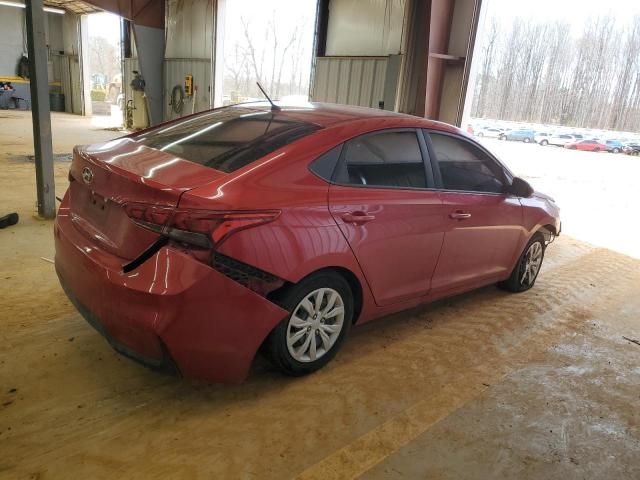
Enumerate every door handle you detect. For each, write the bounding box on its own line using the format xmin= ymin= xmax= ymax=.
xmin=342 ymin=211 xmax=376 ymax=224
xmin=449 ymin=211 xmax=472 ymax=220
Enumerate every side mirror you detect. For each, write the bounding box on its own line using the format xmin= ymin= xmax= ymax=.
xmin=508 ymin=177 xmax=534 ymax=198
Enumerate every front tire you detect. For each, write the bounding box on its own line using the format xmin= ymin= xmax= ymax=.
xmin=499 ymin=233 xmax=545 ymax=293
xmin=541 ymin=140 xmax=549 ymax=146
xmin=265 ymin=271 xmax=353 ymax=376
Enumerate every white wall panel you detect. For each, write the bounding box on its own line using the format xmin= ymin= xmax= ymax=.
xmin=325 ymin=0 xmax=406 ymax=56
xmin=164 ymin=0 xmax=214 ymax=120
xmin=0 ymin=7 xmax=24 ymax=76
xmin=164 ymin=59 xmax=212 ymax=120
xmin=312 ymin=56 xmax=387 ymax=108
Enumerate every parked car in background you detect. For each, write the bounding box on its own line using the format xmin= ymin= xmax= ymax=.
xmin=54 ymin=102 xmax=560 ymax=382
xmin=564 ymin=139 xmax=608 ymax=152
xmin=623 ymin=143 xmax=640 ymax=155
xmin=476 ymin=127 xmax=504 ymax=138
xmin=534 ymin=132 xmax=553 ymax=145
xmin=501 ymin=129 xmax=536 ymax=143
xmin=604 ymin=140 xmax=624 ymax=153
xmin=548 ymin=134 xmax=575 ymax=147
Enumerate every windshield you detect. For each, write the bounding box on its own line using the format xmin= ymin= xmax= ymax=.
xmin=135 ymin=106 xmax=321 ymax=173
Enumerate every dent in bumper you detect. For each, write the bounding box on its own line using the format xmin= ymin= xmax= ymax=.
xmin=54 ymin=213 xmax=288 ymax=384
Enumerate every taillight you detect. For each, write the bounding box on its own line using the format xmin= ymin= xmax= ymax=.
xmin=125 ymin=203 xmax=280 ymax=249
xmin=124 ymin=203 xmax=284 ymax=295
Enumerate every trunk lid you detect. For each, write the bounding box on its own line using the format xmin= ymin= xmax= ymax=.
xmin=67 ymin=138 xmax=225 ymax=260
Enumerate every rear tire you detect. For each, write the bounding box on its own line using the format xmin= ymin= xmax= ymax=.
xmin=541 ymin=140 xmax=549 ymax=146
xmin=498 ymin=233 xmax=545 ymax=293
xmin=524 ymin=137 xmax=531 ymax=143
xmin=265 ymin=271 xmax=353 ymax=376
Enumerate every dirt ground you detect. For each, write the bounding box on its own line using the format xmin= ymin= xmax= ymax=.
xmin=1 ymin=111 xmax=639 ymax=479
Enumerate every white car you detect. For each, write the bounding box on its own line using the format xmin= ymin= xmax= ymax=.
xmin=476 ymin=127 xmax=504 ymax=138
xmin=548 ymin=134 xmax=575 ymax=147
xmin=534 ymin=132 xmax=553 ymax=145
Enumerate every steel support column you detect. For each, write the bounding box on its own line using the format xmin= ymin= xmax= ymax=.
xmin=397 ymin=0 xmax=432 ymax=116
xmin=425 ymin=0 xmax=456 ymax=119
xmin=25 ymin=0 xmax=56 ymax=219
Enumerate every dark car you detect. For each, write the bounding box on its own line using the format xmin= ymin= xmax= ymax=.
xmin=623 ymin=143 xmax=640 ymax=155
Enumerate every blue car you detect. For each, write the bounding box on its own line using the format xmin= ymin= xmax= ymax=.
xmin=605 ymin=140 xmax=624 ymax=153
xmin=500 ymin=129 xmax=536 ymax=143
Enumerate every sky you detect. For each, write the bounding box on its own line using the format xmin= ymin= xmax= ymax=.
xmin=87 ymin=12 xmax=120 ymax=46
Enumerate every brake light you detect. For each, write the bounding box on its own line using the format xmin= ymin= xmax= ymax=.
xmin=125 ymin=203 xmax=280 ymax=249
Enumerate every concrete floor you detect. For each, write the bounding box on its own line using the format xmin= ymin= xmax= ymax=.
xmin=1 ymin=111 xmax=639 ymax=479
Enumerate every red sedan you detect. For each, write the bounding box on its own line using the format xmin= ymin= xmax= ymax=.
xmin=564 ymin=139 xmax=608 ymax=151
xmin=54 ymin=103 xmax=561 ymax=383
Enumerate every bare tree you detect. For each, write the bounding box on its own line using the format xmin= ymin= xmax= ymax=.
xmin=471 ymin=14 xmax=640 ymax=132
xmin=274 ymin=26 xmax=298 ymax=97
xmin=241 ymin=16 xmax=266 ymax=91
xmin=226 ymin=42 xmax=249 ymax=93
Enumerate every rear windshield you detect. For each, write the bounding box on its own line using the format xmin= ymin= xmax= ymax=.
xmin=135 ymin=106 xmax=321 ymax=173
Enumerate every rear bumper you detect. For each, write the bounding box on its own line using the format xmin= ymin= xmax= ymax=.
xmin=54 ymin=205 xmax=288 ymax=384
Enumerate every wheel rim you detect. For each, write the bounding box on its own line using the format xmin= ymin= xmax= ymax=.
xmin=520 ymin=242 xmax=543 ymax=287
xmin=286 ymin=288 xmax=345 ymax=363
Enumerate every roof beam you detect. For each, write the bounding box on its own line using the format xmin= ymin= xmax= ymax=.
xmin=80 ymin=0 xmax=164 ymax=28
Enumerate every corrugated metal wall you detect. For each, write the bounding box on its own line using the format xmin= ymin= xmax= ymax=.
xmin=164 ymin=0 xmax=214 ymax=120
xmin=62 ymin=12 xmax=82 ymax=114
xmin=312 ymin=57 xmax=388 ymax=108
xmin=58 ymin=54 xmax=82 ymax=114
xmin=164 ymin=59 xmax=211 ymax=119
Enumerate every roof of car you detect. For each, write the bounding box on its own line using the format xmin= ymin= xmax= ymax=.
xmin=230 ymin=101 xmax=460 ymax=132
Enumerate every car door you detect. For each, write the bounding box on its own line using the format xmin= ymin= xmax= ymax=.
xmin=424 ymin=130 xmax=524 ymax=293
xmin=328 ymin=129 xmax=445 ymax=306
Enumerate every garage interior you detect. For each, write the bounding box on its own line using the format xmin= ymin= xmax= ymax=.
xmin=1 ymin=0 xmax=639 ymax=478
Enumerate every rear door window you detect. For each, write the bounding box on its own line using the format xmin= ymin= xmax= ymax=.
xmin=135 ymin=107 xmax=321 ymax=173
xmin=334 ymin=130 xmax=428 ymax=189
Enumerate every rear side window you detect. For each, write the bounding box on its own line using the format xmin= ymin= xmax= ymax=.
xmin=135 ymin=107 xmax=321 ymax=173
xmin=334 ymin=130 xmax=427 ymax=189
xmin=309 ymin=145 xmax=342 ymax=182
xmin=428 ymin=132 xmax=505 ymax=194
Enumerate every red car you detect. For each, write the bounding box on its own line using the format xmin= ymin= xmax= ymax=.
xmin=564 ymin=139 xmax=607 ymax=152
xmin=54 ymin=103 xmax=561 ymax=383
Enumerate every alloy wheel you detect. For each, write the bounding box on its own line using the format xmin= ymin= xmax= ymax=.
xmin=520 ymin=242 xmax=543 ymax=287
xmin=286 ymin=288 xmax=345 ymax=363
